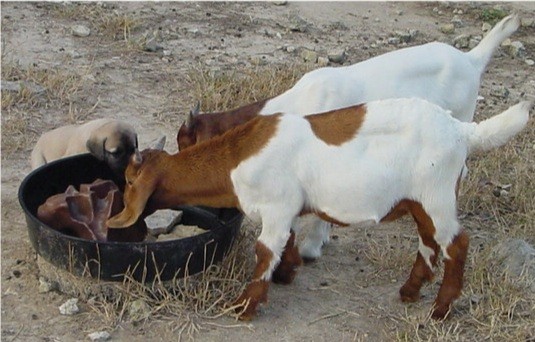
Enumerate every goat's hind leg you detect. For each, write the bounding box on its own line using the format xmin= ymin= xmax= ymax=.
xmin=432 ymin=230 xmax=469 ymax=319
xmin=398 ymin=201 xmax=440 ymax=302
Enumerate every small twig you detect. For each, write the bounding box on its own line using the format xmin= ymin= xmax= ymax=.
xmin=8 ymin=324 xmax=24 ymax=342
xmin=308 ymin=310 xmax=347 ymax=325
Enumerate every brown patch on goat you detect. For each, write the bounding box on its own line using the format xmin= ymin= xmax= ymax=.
xmin=393 ymin=200 xmax=440 ymax=303
xmin=235 ymin=241 xmax=273 ymax=320
xmin=306 ymin=104 xmax=366 ymax=146
xmin=177 ymin=98 xmax=270 ymax=150
xmin=272 ymin=231 xmax=303 ymax=284
xmin=432 ymin=231 xmax=469 ymax=320
xmin=300 ymin=208 xmax=350 ymax=226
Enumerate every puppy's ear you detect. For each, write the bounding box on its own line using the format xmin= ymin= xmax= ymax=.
xmin=86 ymin=134 xmax=106 ymax=160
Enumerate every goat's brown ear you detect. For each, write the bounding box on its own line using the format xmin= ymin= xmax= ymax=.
xmin=107 ymin=171 xmax=157 ymax=228
xmin=86 ymin=134 xmax=106 ymax=160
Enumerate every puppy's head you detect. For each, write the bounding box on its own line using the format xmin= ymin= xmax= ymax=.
xmin=86 ymin=120 xmax=138 ymax=180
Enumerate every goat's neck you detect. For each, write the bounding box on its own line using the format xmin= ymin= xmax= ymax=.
xmin=160 ymin=113 xmax=280 ymax=209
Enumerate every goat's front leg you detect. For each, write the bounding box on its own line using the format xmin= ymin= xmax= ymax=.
xmin=272 ymin=230 xmax=303 ymax=284
xmin=235 ymin=217 xmax=292 ymax=321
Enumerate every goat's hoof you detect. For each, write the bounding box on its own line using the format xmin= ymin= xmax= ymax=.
xmin=272 ymin=264 xmax=298 ymax=285
xmin=431 ymin=305 xmax=450 ymax=320
xmin=399 ymin=285 xmax=420 ymax=303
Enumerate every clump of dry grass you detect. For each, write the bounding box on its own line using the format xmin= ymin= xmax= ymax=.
xmin=1 ymin=56 xmax=88 ymax=154
xmin=82 ymin=223 xmax=258 ymax=339
xmin=50 ymin=2 xmax=140 ymax=43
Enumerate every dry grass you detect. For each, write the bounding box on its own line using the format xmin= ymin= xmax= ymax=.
xmin=1 ymin=55 xmax=90 ymax=154
xmin=155 ymin=62 xmax=316 ymax=124
xmin=50 ymin=2 xmax=141 ymax=44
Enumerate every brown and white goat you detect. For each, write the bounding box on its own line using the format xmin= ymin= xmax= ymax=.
xmin=109 ymin=98 xmax=531 ymax=321
xmin=177 ymin=14 xmax=521 ymax=260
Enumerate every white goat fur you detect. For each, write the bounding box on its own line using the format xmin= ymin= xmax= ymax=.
xmin=109 ymin=98 xmax=531 ymax=319
xmin=257 ymin=14 xmax=520 ymax=259
xmin=233 ymin=99 xmax=530 ymax=280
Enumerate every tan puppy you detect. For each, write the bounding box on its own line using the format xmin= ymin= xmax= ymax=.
xmin=31 ymin=118 xmax=138 ymax=178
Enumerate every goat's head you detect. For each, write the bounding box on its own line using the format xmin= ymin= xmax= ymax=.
xmin=177 ymin=102 xmax=201 ymax=150
xmin=107 ymin=143 xmax=166 ymax=229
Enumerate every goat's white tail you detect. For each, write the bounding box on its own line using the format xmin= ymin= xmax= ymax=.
xmin=468 ymin=101 xmax=531 ymax=153
xmin=467 ymin=14 xmax=520 ymax=71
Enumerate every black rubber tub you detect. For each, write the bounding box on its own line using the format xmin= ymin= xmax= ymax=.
xmin=19 ymin=153 xmax=243 ymax=282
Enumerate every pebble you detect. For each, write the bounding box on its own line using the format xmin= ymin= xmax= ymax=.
xmin=489 ymin=239 xmax=535 ymax=291
xmin=482 ymin=22 xmax=492 ymax=32
xmin=72 ymin=25 xmax=90 ymax=37
xmin=1 ymin=80 xmax=45 ymax=94
xmin=451 ymin=15 xmax=463 ymax=28
xmin=301 ymin=49 xmax=318 ymax=63
xmin=286 ymin=46 xmax=296 ymax=53
xmin=440 ymin=23 xmax=455 ymax=34
xmin=59 ymin=298 xmax=79 ymax=315
xmin=453 ymin=34 xmax=470 ymax=49
xmin=490 ymin=85 xmax=509 ymax=98
xmin=87 ymin=331 xmax=111 ymax=342
xmin=506 ymin=41 xmax=526 ymax=58
xmin=526 ymin=59 xmax=534 ymax=66
xmin=128 ymin=299 xmax=151 ymax=322
xmin=145 ymin=210 xmax=183 ymax=236
xmin=521 ymin=18 xmax=535 ymax=28
xmin=38 ymin=277 xmax=55 ymax=293
xmin=317 ymin=56 xmax=329 ymax=67
xmin=144 ymin=40 xmax=164 ymax=52
xmin=327 ymin=49 xmax=346 ymax=64
xmin=388 ymin=37 xmax=400 ymax=45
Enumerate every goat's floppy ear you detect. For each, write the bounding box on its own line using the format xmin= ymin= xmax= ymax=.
xmin=87 ymin=135 xmax=106 ymax=160
xmin=107 ymin=170 xmax=157 ymax=228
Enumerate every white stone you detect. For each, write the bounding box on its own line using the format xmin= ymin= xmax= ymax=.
xmin=59 ymin=298 xmax=79 ymax=315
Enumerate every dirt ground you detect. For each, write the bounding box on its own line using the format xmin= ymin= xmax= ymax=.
xmin=2 ymin=2 xmax=534 ymax=341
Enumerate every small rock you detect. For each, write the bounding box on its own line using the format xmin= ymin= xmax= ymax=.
xmin=482 ymin=22 xmax=492 ymax=32
xmin=144 ymin=40 xmax=164 ymax=52
xmin=440 ymin=23 xmax=455 ymax=34
xmin=525 ymin=59 xmax=534 ymax=66
xmin=451 ymin=15 xmax=463 ymax=28
xmin=489 ymin=239 xmax=535 ymax=290
xmin=59 ymin=298 xmax=79 ymax=315
xmin=1 ymin=81 xmax=45 ymax=94
xmin=162 ymin=50 xmax=171 ymax=56
xmin=327 ymin=49 xmax=346 ymax=64
xmin=394 ymin=30 xmax=414 ymax=43
xmin=38 ymin=277 xmax=55 ymax=293
xmin=453 ymin=34 xmax=470 ymax=49
xmin=469 ymin=38 xmax=481 ymax=49
xmin=286 ymin=46 xmax=296 ymax=53
xmin=317 ymin=56 xmax=329 ymax=67
xmin=87 ymin=331 xmax=111 ymax=342
xmin=396 ymin=10 xmax=403 ymax=16
xmin=128 ymin=299 xmax=151 ymax=322
xmin=301 ymin=49 xmax=318 ymax=63
xmin=506 ymin=41 xmax=526 ymax=58
xmin=490 ymin=85 xmax=509 ymax=98
xmin=289 ymin=14 xmax=309 ymax=32
xmin=250 ymin=55 xmax=268 ymax=66
xmin=145 ymin=210 xmax=183 ymax=236
xmin=388 ymin=37 xmax=400 ymax=45
xmin=521 ymin=18 xmax=535 ymax=28
xmin=72 ymin=25 xmax=90 ymax=37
